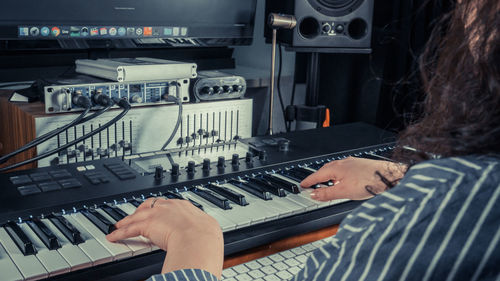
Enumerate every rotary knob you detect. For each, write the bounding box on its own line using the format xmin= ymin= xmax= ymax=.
xmin=202 ymin=158 xmax=211 ymax=171
xmin=217 ymin=156 xmax=226 ymax=169
xmin=187 ymin=161 xmax=196 ymax=174
xmin=171 ymin=163 xmax=180 ymax=177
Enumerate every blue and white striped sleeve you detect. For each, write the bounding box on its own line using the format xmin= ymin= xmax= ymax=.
xmin=147 ymin=269 xmax=219 ymax=281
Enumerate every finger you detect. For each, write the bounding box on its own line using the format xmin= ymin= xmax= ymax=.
xmin=300 ymin=167 xmax=338 ymax=188
xmin=115 ymin=207 xmax=154 ymax=228
xmin=136 ymin=197 xmax=168 ymax=211
xmin=309 ymin=182 xmax=371 ymax=201
xmin=106 ymin=220 xmax=148 ymax=242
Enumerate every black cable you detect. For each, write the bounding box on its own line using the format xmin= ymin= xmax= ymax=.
xmin=0 ymin=96 xmax=92 ymax=164
xmin=0 ymin=99 xmax=130 ymax=172
xmin=288 ymin=63 xmax=298 ymax=132
xmin=161 ymin=83 xmax=183 ymax=150
xmin=0 ymin=82 xmax=33 ymax=89
xmin=276 ymin=43 xmax=289 ymax=132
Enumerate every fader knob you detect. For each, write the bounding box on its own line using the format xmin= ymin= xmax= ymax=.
xmin=213 ymin=86 xmax=223 ymax=95
xmin=171 ymin=163 xmax=180 ymax=177
xmin=202 ymin=158 xmax=211 ymax=171
xmin=231 ymin=154 xmax=240 ymax=166
xmin=201 ymin=87 xmax=214 ymax=95
xmin=245 ymin=152 xmax=254 ymax=163
xmin=154 ymin=166 xmax=164 ymax=180
xmin=187 ymin=161 xmax=196 ymax=174
xmin=217 ymin=156 xmax=226 ymax=168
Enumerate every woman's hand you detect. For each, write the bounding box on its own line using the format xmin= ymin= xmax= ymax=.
xmin=301 ymin=157 xmax=406 ymax=201
xmin=106 ymin=198 xmax=224 ymax=278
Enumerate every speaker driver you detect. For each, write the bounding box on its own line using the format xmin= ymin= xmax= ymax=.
xmin=307 ymin=0 xmax=365 ymax=17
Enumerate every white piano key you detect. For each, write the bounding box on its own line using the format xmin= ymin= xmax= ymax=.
xmin=271 ymin=174 xmax=332 ymax=208
xmin=62 ymin=215 xmax=114 ymax=266
xmin=115 ymin=203 xmax=161 ymax=251
xmin=95 ymin=208 xmax=152 ymax=256
xmin=222 ymin=183 xmax=279 ymax=222
xmin=182 ymin=192 xmax=238 ymax=231
xmin=41 ymin=218 xmax=93 ymax=271
xmin=0 ymin=227 xmax=48 ymax=280
xmin=0 ymin=242 xmax=23 ymax=281
xmin=70 ymin=213 xmax=133 ymax=261
xmin=19 ymin=223 xmax=70 ymax=277
xmin=286 ymin=192 xmax=320 ymax=211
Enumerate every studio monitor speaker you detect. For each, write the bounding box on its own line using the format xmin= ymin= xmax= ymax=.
xmin=265 ymin=0 xmax=374 ymax=50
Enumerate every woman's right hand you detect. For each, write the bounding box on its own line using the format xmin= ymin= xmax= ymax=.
xmin=301 ymin=157 xmax=406 ymax=201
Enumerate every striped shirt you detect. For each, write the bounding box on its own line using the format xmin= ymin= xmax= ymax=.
xmin=147 ymin=155 xmax=500 ymax=281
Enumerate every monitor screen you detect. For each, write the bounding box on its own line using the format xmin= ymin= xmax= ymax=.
xmin=0 ymin=0 xmax=257 ymax=48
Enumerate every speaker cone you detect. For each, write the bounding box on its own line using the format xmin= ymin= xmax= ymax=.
xmin=307 ymin=0 xmax=364 ymax=17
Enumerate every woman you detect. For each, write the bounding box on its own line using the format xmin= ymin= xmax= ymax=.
xmin=106 ymin=0 xmax=500 ymax=279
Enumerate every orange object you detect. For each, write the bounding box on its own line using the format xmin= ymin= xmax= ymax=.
xmin=323 ymin=108 xmax=331 ymax=127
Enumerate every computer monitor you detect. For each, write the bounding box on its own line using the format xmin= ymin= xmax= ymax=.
xmin=0 ymin=0 xmax=257 ymax=49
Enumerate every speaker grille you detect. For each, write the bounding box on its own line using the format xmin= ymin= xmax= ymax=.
xmin=307 ymin=0 xmax=364 ymax=17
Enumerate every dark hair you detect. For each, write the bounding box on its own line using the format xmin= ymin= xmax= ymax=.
xmin=393 ymin=0 xmax=500 ymax=164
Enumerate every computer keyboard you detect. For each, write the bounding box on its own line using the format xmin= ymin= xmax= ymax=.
xmin=222 ymin=236 xmax=333 ymax=281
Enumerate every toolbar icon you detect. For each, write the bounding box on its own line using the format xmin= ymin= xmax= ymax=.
xmin=41 ymin=27 xmax=50 ymax=36
xmin=172 ymin=27 xmax=180 ymax=36
xmin=118 ymin=27 xmax=126 ymax=36
xmin=136 ymin=28 xmax=143 ymax=36
xmin=164 ymin=27 xmax=172 ymax=36
xmin=144 ymin=27 xmax=152 ymax=36
xmin=100 ymin=27 xmax=108 ymax=35
xmin=127 ymin=27 xmax=135 ymax=36
xmin=70 ymin=26 xmax=80 ymax=37
xmin=19 ymin=27 xmax=29 ymax=36
xmin=81 ymin=27 xmax=89 ymax=37
xmin=29 ymin=27 xmax=40 ymax=36
xmin=51 ymin=27 xmax=61 ymax=36
xmin=109 ymin=27 xmax=117 ymax=36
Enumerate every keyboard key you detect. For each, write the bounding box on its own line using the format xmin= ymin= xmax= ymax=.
xmin=280 ymin=250 xmax=296 ymax=259
xmin=17 ymin=184 xmax=41 ymax=196
xmin=263 ymin=274 xmax=281 ymax=281
xmin=228 ymin=179 xmax=272 ymax=200
xmin=272 ymin=261 xmax=289 ymax=271
xmin=19 ymin=223 xmax=70 ymax=277
xmin=48 ymin=215 xmax=84 ymax=245
xmin=4 ymin=221 xmax=37 ymax=255
xmin=233 ymin=264 xmax=250 ymax=274
xmin=9 ymin=175 xmax=32 ymax=185
xmin=100 ymin=205 xmax=128 ymax=222
xmin=82 ymin=209 xmax=116 ymax=234
xmin=295 ymin=254 xmax=308 ymax=263
xmin=246 ymin=260 xmax=262 ymax=270
xmin=248 ymin=269 xmax=266 ymax=279
xmin=0 ymin=242 xmax=24 ymax=281
xmin=288 ymin=266 xmax=302 ymax=275
xmin=42 ymin=218 xmax=92 ymax=271
xmin=284 ymin=258 xmax=300 ymax=267
xmin=302 ymin=244 xmax=316 ymax=252
xmin=235 ymin=273 xmax=252 ymax=281
xmin=27 ymin=219 xmax=61 ymax=250
xmin=276 ymin=270 xmax=294 ymax=280
xmin=257 ymin=257 xmax=273 ymax=266
xmin=269 ymin=253 xmax=285 ymax=262
xmin=261 ymin=265 xmax=277 ymax=275
xmin=0 ymin=228 xmax=48 ymax=280
xmin=30 ymin=172 xmax=51 ymax=182
xmin=222 ymin=268 xmax=237 ymax=278
xmin=262 ymin=174 xmax=300 ymax=194
xmin=291 ymin=247 xmax=306 ymax=255
xmin=206 ymin=183 xmax=248 ymax=206
xmin=38 ymin=181 xmax=61 ymax=192
xmin=194 ymin=187 xmax=232 ymax=210
xmin=246 ymin=177 xmax=286 ymax=197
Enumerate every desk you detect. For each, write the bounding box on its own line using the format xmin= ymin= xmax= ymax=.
xmin=223 ymin=225 xmax=339 ymax=269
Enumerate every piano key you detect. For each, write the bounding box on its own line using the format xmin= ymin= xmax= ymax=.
xmin=278 ymin=171 xmax=304 ymax=183
xmin=0 ymin=227 xmax=48 ymax=280
xmin=245 ymin=177 xmax=286 ymax=197
xmin=293 ymin=167 xmax=314 ymax=177
xmin=48 ymin=214 xmax=84 ymax=245
xmin=193 ymin=187 xmax=232 ymax=210
xmin=261 ymin=174 xmax=300 ymax=194
xmin=4 ymin=221 xmax=37 ymax=256
xmin=224 ymin=183 xmax=297 ymax=218
xmin=95 ymin=209 xmax=152 ymax=255
xmin=27 ymin=219 xmax=61 ymax=250
xmin=222 ymin=183 xmax=279 ymax=222
xmin=129 ymin=199 xmax=143 ymax=208
xmin=302 ymin=166 xmax=318 ymax=173
xmin=19 ymin=223 xmax=70 ymax=276
xmin=182 ymin=192 xmax=237 ymax=231
xmin=62 ymin=215 xmax=114 ymax=265
xmin=228 ymin=179 xmax=272 ymax=200
xmin=70 ymin=213 xmax=133 ymax=261
xmin=41 ymin=218 xmax=93 ymax=271
xmin=205 ymin=183 xmax=248 ymax=206
xmin=100 ymin=205 xmax=128 ymax=222
xmin=0 ymin=242 xmax=24 ymax=281
xmin=164 ymin=191 xmax=204 ymax=210
xmin=81 ymin=209 xmax=117 ymax=235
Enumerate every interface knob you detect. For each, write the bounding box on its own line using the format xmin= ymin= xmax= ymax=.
xmin=335 ymin=24 xmax=344 ymax=33
xmin=171 ymin=163 xmax=180 ymax=177
xmin=217 ymin=156 xmax=226 ymax=169
xmin=245 ymin=152 xmax=254 ymax=163
xmin=213 ymin=86 xmax=223 ymax=95
xmin=154 ymin=166 xmax=164 ymax=181
xmin=231 ymin=154 xmax=240 ymax=166
xmin=187 ymin=161 xmax=196 ymax=174
xmin=201 ymin=86 xmax=214 ymax=95
xmin=202 ymin=158 xmax=211 ymax=171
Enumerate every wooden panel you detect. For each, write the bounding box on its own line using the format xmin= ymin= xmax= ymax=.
xmin=223 ymin=225 xmax=339 ymax=268
xmin=0 ymin=91 xmax=38 ymax=171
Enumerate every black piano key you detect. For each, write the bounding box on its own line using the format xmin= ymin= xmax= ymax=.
xmin=262 ymin=174 xmax=300 ymax=194
xmin=187 ymin=198 xmax=204 ymax=211
xmin=246 ymin=177 xmax=286 ymax=197
xmin=48 ymin=215 xmax=84 ymax=245
xmin=294 ymin=167 xmax=315 ymax=177
xmin=205 ymin=184 xmax=248 ymax=206
xmin=228 ymin=179 xmax=272 ymax=200
xmin=100 ymin=205 xmax=128 ymax=222
xmin=129 ymin=199 xmax=143 ymax=208
xmin=27 ymin=219 xmax=61 ymax=250
xmin=193 ymin=188 xmax=232 ymax=210
xmin=82 ymin=209 xmax=117 ymax=234
xmin=4 ymin=221 xmax=37 ymax=255
xmin=279 ymin=171 xmax=304 ymax=183
xmin=164 ymin=191 xmax=184 ymax=200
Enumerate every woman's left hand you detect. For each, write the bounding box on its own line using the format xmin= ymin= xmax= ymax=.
xmin=106 ymin=198 xmax=224 ymax=278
